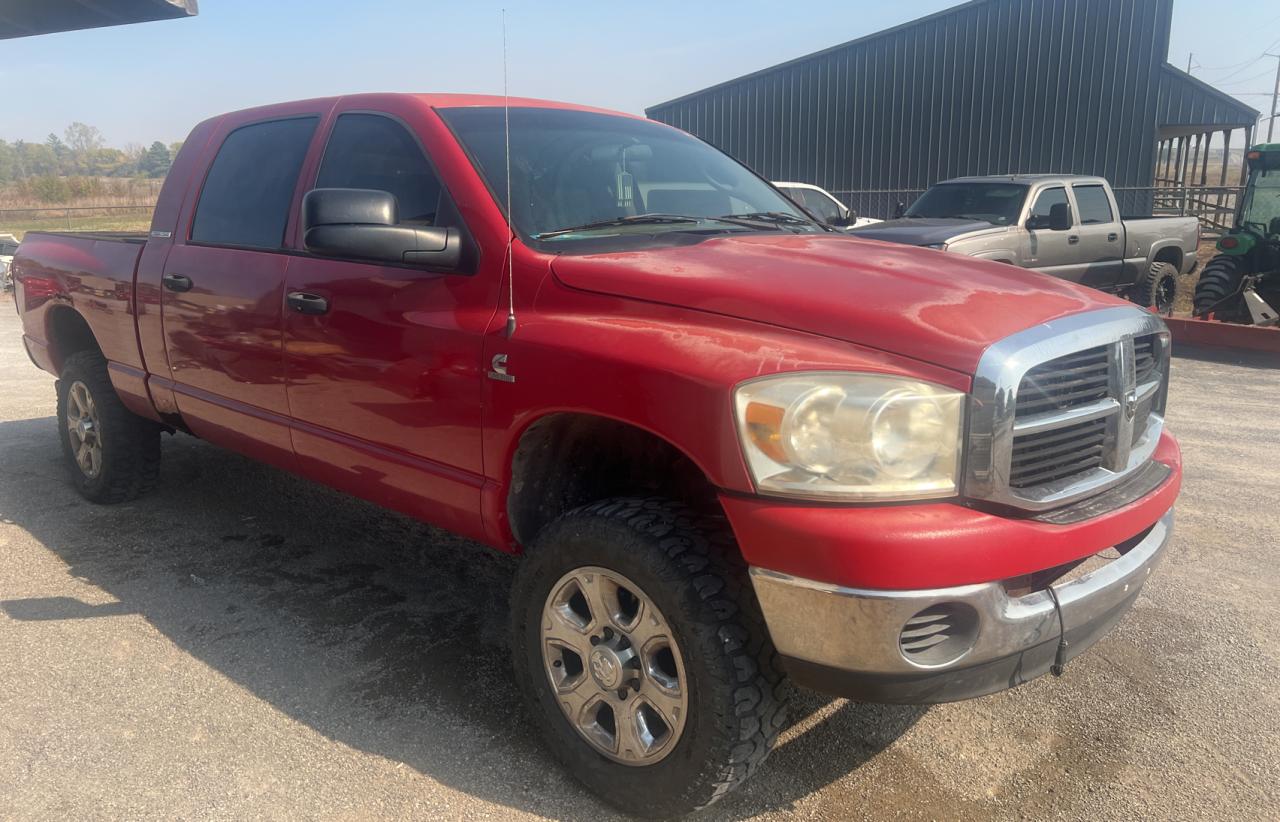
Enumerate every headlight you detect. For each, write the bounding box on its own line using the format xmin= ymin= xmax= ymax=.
xmin=734 ymin=373 xmax=964 ymax=501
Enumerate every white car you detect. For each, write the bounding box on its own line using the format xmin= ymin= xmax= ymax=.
xmin=0 ymin=234 xmax=18 ymax=291
xmin=773 ymin=182 xmax=881 ymax=229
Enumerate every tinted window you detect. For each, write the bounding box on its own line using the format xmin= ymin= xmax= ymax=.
xmin=1029 ymin=187 xmax=1070 ymax=223
xmin=191 ymin=117 xmax=317 ymax=249
xmin=1073 ymin=185 xmax=1114 ymax=224
xmin=316 ymin=114 xmax=446 ymax=225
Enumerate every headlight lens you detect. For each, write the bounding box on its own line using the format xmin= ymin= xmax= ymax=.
xmin=735 ymin=373 xmax=964 ymax=500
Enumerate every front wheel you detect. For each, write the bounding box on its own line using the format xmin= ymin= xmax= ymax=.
xmin=510 ymin=498 xmax=787 ymax=818
xmin=1193 ymin=254 xmax=1249 ymax=322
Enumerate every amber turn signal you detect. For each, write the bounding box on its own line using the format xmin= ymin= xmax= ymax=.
xmin=744 ymin=402 xmax=787 ymax=463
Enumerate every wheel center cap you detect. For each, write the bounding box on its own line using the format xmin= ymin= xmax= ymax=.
xmin=589 ymin=647 xmax=622 ymax=690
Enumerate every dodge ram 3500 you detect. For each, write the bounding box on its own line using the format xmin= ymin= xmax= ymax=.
xmin=12 ymin=94 xmax=1181 ymax=818
xmin=851 ymin=174 xmax=1200 ymax=313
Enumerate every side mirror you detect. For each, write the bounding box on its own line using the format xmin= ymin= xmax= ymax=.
xmin=893 ymin=201 xmax=906 ymax=219
xmin=302 ymin=188 xmax=461 ymax=269
xmin=1048 ymin=202 xmax=1073 ymax=231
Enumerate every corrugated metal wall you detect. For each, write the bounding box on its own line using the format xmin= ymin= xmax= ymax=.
xmin=1157 ymin=65 xmax=1257 ymax=129
xmin=646 ymin=0 xmax=1174 ymax=214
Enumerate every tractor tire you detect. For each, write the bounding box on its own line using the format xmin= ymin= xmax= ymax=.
xmin=1132 ymin=260 xmax=1179 ymax=314
xmin=1193 ymin=255 xmax=1249 ymax=322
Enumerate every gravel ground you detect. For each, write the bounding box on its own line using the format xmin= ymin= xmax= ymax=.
xmin=0 ymin=293 xmax=1277 ymax=821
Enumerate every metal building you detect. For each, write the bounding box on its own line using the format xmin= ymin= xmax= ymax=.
xmin=0 ymin=0 xmax=197 ymax=40
xmin=646 ymin=0 xmax=1258 ymax=223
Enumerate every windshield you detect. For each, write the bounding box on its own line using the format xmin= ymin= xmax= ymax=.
xmin=904 ymin=182 xmax=1028 ymax=225
xmin=1242 ymin=168 xmax=1280 ymax=234
xmin=438 ymin=107 xmax=818 ymax=243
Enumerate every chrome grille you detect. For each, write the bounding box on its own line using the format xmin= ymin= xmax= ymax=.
xmin=1015 ymin=345 xmax=1110 ymax=416
xmin=965 ymin=308 xmax=1170 ymax=511
xmin=1010 ymin=415 xmax=1108 ymax=488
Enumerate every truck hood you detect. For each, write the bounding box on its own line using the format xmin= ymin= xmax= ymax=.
xmin=550 ymin=233 xmax=1120 ymax=374
xmin=848 ymin=217 xmax=995 ymax=246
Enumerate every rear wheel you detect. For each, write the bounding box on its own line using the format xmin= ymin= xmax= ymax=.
xmin=1132 ymin=260 xmax=1178 ymax=314
xmin=56 ymin=351 xmax=161 ymax=503
xmin=1193 ymin=255 xmax=1248 ymax=321
xmin=510 ymin=497 xmax=787 ymax=818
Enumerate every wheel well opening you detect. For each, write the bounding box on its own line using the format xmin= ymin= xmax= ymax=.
xmin=1152 ymin=247 xmax=1182 ymax=271
xmin=46 ymin=307 xmax=101 ymax=374
xmin=507 ymin=414 xmax=720 ymax=547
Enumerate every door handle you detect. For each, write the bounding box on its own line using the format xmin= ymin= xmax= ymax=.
xmin=1107 ymin=232 xmax=1118 ymax=242
xmin=162 ymin=273 xmax=193 ymax=292
xmin=1067 ymin=235 xmax=1080 ymax=244
xmin=287 ymin=291 xmax=329 ymax=316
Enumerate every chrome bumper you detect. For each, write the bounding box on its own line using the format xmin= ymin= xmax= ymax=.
xmin=750 ymin=509 xmax=1173 ymax=703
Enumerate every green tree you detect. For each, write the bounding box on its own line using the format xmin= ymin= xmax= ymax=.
xmin=64 ymin=122 xmax=105 ymax=174
xmin=138 ymin=141 xmax=171 ymax=178
xmin=45 ymin=133 xmax=71 ymax=175
xmin=0 ymin=140 xmax=16 ymax=184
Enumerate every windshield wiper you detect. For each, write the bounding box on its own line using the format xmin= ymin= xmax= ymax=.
xmin=533 ymin=213 xmax=701 ymax=239
xmin=716 ymin=211 xmax=813 ymax=229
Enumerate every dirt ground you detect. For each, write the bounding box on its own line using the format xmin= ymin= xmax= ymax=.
xmin=0 ymin=294 xmax=1277 ymax=821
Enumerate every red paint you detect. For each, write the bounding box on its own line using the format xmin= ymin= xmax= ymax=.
xmin=723 ymin=433 xmax=1181 ymax=590
xmin=1164 ymin=316 xmax=1280 ymax=355
xmin=13 ymin=93 xmax=1180 ymax=588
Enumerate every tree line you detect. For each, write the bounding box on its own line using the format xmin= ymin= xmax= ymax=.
xmin=0 ymin=122 xmax=182 ymax=187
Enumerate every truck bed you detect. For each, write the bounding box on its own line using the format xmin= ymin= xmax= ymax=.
xmin=12 ymin=230 xmax=149 ymax=383
xmin=24 ymin=230 xmax=149 ymax=245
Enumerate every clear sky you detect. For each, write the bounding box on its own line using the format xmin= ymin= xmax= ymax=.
xmin=1 ymin=0 xmax=1276 ymax=148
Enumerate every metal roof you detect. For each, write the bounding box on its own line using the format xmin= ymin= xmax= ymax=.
xmin=1157 ymin=64 xmax=1259 ymax=133
xmin=644 ymin=0 xmax=1257 ymax=217
xmin=0 ymin=0 xmax=197 ymax=40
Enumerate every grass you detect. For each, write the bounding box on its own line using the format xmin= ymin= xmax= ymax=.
xmin=1 ymin=211 xmax=153 ymax=241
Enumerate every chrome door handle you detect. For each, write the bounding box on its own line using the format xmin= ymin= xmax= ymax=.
xmin=1107 ymin=233 xmax=1118 ymax=241
xmin=1067 ymin=235 xmax=1080 ymax=244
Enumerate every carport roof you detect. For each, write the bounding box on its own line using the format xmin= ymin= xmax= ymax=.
xmin=0 ymin=0 xmax=197 ymax=40
xmin=1157 ymin=63 xmax=1259 ymax=136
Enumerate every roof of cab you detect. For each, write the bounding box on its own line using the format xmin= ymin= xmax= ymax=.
xmin=207 ymin=92 xmax=645 ymax=124
xmin=941 ymin=174 xmax=1109 ymax=186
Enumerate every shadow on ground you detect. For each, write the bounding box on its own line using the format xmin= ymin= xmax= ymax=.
xmin=0 ymin=415 xmax=922 ymax=819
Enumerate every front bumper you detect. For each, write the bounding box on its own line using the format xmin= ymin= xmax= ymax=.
xmin=750 ymin=509 xmax=1173 ymax=703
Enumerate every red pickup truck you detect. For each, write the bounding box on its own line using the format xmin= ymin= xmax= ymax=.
xmin=12 ymin=94 xmax=1180 ymax=817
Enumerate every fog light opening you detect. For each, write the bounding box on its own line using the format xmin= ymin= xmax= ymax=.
xmin=899 ymin=602 xmax=979 ymax=668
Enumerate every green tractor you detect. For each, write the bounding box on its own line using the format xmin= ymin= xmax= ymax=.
xmin=1193 ymin=144 xmax=1280 ymax=325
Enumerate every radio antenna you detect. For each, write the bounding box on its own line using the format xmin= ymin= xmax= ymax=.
xmin=502 ymin=8 xmax=517 ymax=338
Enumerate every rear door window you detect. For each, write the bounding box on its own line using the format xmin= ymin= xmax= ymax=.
xmin=1072 ymin=185 xmax=1115 ymax=224
xmin=191 ymin=117 xmax=318 ymax=249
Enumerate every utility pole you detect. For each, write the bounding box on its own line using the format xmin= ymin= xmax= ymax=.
xmin=1186 ymin=52 xmax=1193 ymax=74
xmin=1268 ymin=53 xmax=1280 ymax=142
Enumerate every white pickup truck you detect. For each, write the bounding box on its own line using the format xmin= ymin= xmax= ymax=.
xmin=850 ymin=175 xmax=1200 ymax=312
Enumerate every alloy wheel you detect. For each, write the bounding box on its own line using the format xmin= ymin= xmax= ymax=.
xmin=540 ymin=566 xmax=689 ymax=765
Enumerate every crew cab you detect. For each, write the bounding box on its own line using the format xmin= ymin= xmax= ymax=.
xmin=11 ymin=95 xmax=1180 ymax=818
xmin=851 ymin=174 xmax=1200 ymax=313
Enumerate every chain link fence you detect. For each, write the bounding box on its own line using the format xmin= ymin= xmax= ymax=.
xmin=0 ymin=204 xmax=155 ymax=240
